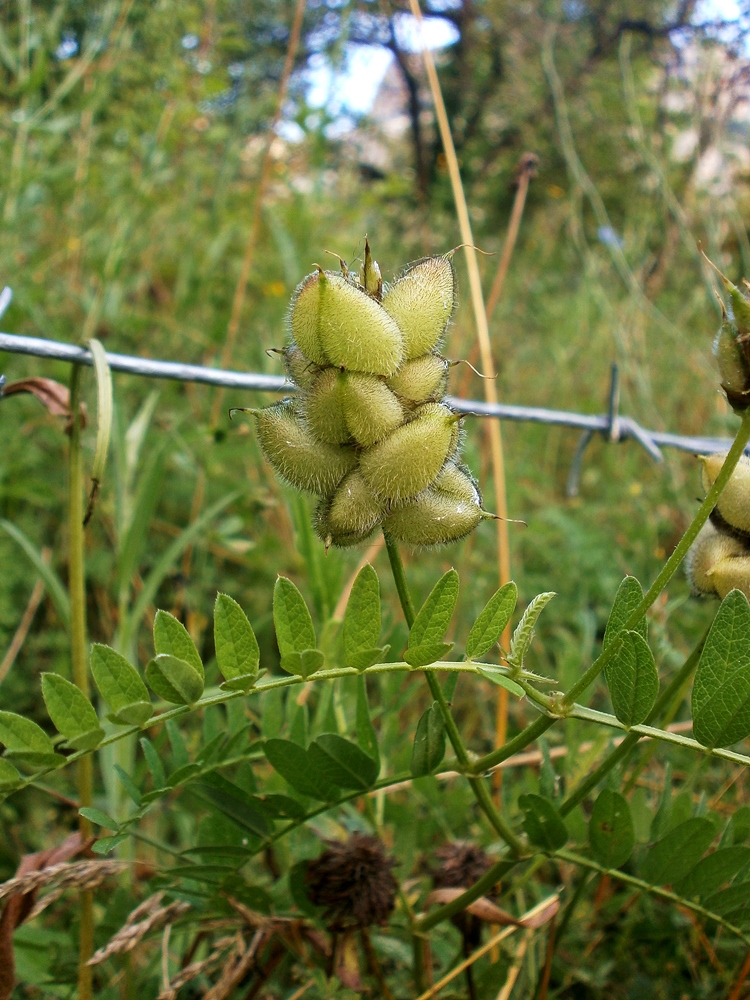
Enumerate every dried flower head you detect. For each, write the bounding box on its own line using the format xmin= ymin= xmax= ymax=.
xmin=432 ymin=841 xmax=493 ymax=890
xmin=304 ymin=834 xmax=397 ymax=931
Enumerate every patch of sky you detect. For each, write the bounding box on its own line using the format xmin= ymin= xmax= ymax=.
xmin=55 ymin=33 xmax=78 ymax=60
xmin=304 ymin=12 xmax=459 ymax=129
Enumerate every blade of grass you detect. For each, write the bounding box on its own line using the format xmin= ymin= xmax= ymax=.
xmin=0 ymin=519 xmax=71 ymax=629
xmin=83 ymin=338 xmax=113 ymax=525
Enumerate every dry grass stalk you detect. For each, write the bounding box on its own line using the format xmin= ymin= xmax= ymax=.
xmin=0 ymin=859 xmax=124 ymax=903
xmin=0 ymin=547 xmax=50 ymax=685
xmin=88 ymin=898 xmax=191 ymax=965
xmin=157 ymin=936 xmax=237 ymax=1000
xmin=495 ymin=931 xmax=530 ymax=1000
xmin=202 ymin=928 xmax=267 ymax=1000
xmin=413 ymin=895 xmax=558 ymax=1000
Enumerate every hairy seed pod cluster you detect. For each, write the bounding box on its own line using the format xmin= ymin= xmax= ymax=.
xmin=248 ymin=240 xmax=494 ymax=548
xmin=686 ymin=454 xmax=750 ymax=599
xmin=704 ymin=254 xmax=750 ymax=410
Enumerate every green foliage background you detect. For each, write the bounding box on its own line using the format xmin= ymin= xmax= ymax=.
xmin=1 ymin=0 xmax=750 ymax=996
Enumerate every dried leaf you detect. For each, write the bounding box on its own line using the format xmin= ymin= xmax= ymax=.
xmin=424 ymin=888 xmax=560 ymax=929
xmin=0 ymin=833 xmax=89 ymax=1000
xmin=1 ymin=377 xmax=87 ymax=428
xmin=203 ymin=930 xmax=266 ymax=1000
xmin=157 ymin=936 xmax=236 ymax=1000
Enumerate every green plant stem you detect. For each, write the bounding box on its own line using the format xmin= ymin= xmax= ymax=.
xmin=416 ymin=855 xmax=517 ymax=933
xmin=559 ymin=626 xmax=709 ymax=815
xmin=556 ymin=848 xmax=750 ymax=945
xmin=383 ymin=532 xmax=417 ymax=628
xmin=69 ymin=365 xmax=93 ymax=1000
xmin=470 ymin=714 xmax=555 ymax=774
xmin=564 ymin=409 xmax=750 ymax=708
xmin=383 ymin=531 xmax=525 ymax=855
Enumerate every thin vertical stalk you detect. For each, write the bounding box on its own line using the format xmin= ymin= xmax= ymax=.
xmin=407 ymin=1 xmax=515 ymax=789
xmin=383 ymin=533 xmax=525 ymax=855
xmin=69 ymin=365 xmax=94 ymax=1000
xmin=209 ymin=0 xmax=306 ymax=427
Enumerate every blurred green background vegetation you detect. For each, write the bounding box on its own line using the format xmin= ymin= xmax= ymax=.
xmin=2 ymin=0 xmax=750 ymax=995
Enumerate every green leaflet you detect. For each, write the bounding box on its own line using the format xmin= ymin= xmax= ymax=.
xmin=692 ymin=590 xmax=750 ymax=748
xmin=153 ymin=610 xmax=204 ymax=678
xmin=404 ymin=642 xmax=453 ymax=668
xmin=90 ymin=644 xmax=153 ymax=726
xmin=279 ymin=649 xmax=325 ymax=679
xmin=197 ymin=774 xmax=272 ymax=838
xmin=674 ymin=845 xmax=750 ymax=900
xmin=343 ymin=565 xmax=384 ymax=669
xmin=79 ymin=806 xmax=118 ymax=831
xmin=214 ymin=593 xmax=260 ymax=690
xmin=308 ymin=734 xmax=379 ymax=791
xmin=475 ymin=667 xmax=524 ymax=698
xmin=603 ymin=576 xmax=647 ymax=649
xmin=604 ymin=630 xmax=658 ymax=727
xmin=140 ymin=736 xmax=166 ymax=789
xmin=41 ymin=674 xmax=104 ymax=750
xmin=519 ymin=793 xmax=568 ymax=851
xmin=640 ymin=818 xmax=718 ymax=885
xmin=589 ymin=789 xmax=634 ymax=869
xmin=408 ymin=569 xmax=459 ymax=648
xmin=355 ymin=675 xmax=380 ymax=771
xmin=410 ymin=703 xmax=446 ymax=777
xmin=508 ymin=592 xmax=555 ymax=670
xmin=0 ymin=758 xmax=21 ymax=790
xmin=146 ymin=653 xmax=204 ymax=705
xmin=0 ymin=710 xmax=63 ymax=767
xmin=465 ymin=582 xmax=518 ymax=660
xmin=274 ymin=576 xmax=317 ymax=655
xmin=264 ymin=738 xmax=338 ymax=801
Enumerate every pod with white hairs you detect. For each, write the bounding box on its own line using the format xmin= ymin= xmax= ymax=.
xmin=249 ymin=399 xmax=357 ymax=496
xmin=387 ymin=353 xmax=449 ymax=404
xmin=315 ymin=469 xmax=386 ymax=548
xmin=382 ymin=256 xmax=456 ymax=359
xmin=360 ymin=402 xmax=462 ymax=501
xmin=339 ymin=372 xmax=404 ymax=447
xmin=700 ymin=453 xmax=750 ymax=537
xmin=686 ymin=522 xmax=750 ymax=599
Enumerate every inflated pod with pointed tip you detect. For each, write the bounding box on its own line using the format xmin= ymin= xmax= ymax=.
xmin=339 ymin=372 xmax=404 ymax=447
xmin=306 ymin=367 xmax=350 ymax=444
xmin=359 ymin=402 xmax=461 ymax=501
xmin=686 ymin=522 xmax=749 ymax=597
xmin=433 ymin=462 xmax=481 ymax=504
xmin=384 ymin=486 xmax=491 ymax=547
xmin=387 ymin=353 xmax=449 ymax=404
xmin=382 ymin=256 xmax=456 ymax=359
xmin=701 ymin=454 xmax=750 ymax=536
xmin=288 ymin=273 xmax=330 ymax=366
xmin=714 ymin=319 xmax=750 ymax=396
xmin=290 ymin=269 xmax=404 ymax=376
xmin=315 ymin=469 xmax=386 ymax=548
xmin=281 ymin=345 xmax=321 ymax=391
xmin=251 ymin=399 xmax=357 ymax=495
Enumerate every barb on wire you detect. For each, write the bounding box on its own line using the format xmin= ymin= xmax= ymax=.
xmin=0 ymin=330 xmax=740 ymax=466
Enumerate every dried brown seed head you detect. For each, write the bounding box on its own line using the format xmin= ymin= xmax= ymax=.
xmin=304 ymin=834 xmax=397 ymax=930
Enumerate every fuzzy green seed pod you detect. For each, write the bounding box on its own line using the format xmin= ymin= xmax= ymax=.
xmin=700 ymin=454 xmax=750 ymax=537
xmin=288 ymin=273 xmax=330 ymax=366
xmin=359 ymin=402 xmax=462 ymax=501
xmin=433 ymin=462 xmax=481 ymax=504
xmin=252 ymin=399 xmax=357 ymax=495
xmin=382 ymin=256 xmax=456 ymax=360
xmin=387 ymin=353 xmax=449 ymax=404
xmin=315 ymin=469 xmax=386 ymax=548
xmin=384 ymin=480 xmax=491 ymax=547
xmin=282 ymin=345 xmax=321 ymax=391
xmin=714 ymin=318 xmax=749 ymax=395
xmin=305 ymin=367 xmax=350 ymax=444
xmin=339 ymin=372 xmax=404 ymax=447
xmin=290 ymin=269 xmax=404 ymax=376
xmin=686 ymin=522 xmax=750 ymax=598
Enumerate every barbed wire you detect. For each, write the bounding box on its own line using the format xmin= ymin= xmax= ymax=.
xmin=0 ymin=311 xmax=739 ymax=498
